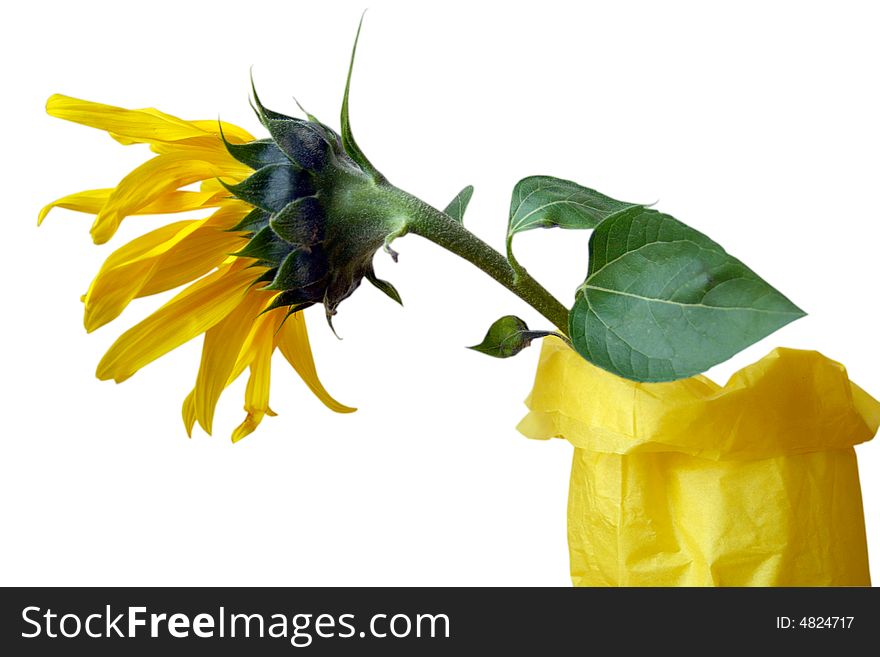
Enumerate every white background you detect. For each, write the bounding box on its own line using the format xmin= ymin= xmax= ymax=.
xmin=2 ymin=0 xmax=879 ymax=586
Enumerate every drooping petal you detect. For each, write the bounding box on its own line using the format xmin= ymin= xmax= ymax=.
xmin=138 ymin=229 xmax=248 ymax=298
xmin=231 ymin=315 xmax=277 ymax=443
xmin=180 ymin=301 xmax=279 ymax=438
xmin=85 ymin=227 xmax=248 ymax=332
xmin=226 ymin=310 xmax=275 ymax=386
xmin=119 ymin=117 xmax=256 ymax=153
xmin=84 ymin=219 xmax=204 ymax=331
xmin=38 ymin=189 xmax=112 ymax=224
xmin=96 ymin=262 xmax=255 ymax=382
xmin=83 ymin=206 xmax=251 ymax=331
xmin=46 ymin=96 xmax=258 ymax=161
xmin=137 ymin=189 xmax=229 ymax=214
xmin=86 ymin=259 xmax=156 ymax=333
xmin=192 ymin=289 xmax=269 ymax=434
xmin=90 ymin=150 xmax=250 ymax=244
xmin=47 ymin=94 xmax=214 ymax=144
xmin=95 ymin=219 xmax=197 ymax=271
xmin=276 ymin=312 xmax=355 ymax=413
xmin=182 ymin=389 xmax=197 ymax=438
xmin=38 ymin=188 xmax=229 ymax=226
xmin=200 ymin=203 xmax=255 ymax=231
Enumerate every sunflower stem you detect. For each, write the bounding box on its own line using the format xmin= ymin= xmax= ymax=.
xmin=397 ymin=191 xmax=570 ymax=335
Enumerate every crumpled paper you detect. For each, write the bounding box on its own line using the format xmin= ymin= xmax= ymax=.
xmin=518 ymin=337 xmax=880 ymax=586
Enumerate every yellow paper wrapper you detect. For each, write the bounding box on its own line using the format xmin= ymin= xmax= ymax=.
xmin=518 ymin=337 xmax=880 ymax=586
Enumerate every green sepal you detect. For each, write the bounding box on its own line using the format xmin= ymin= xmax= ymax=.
xmin=365 ymin=267 xmax=402 ymax=306
xmin=443 ymin=185 xmax=474 ymax=224
xmin=340 ymin=13 xmax=384 ymax=182
xmin=231 ymin=225 xmax=293 ymax=265
xmin=248 ymin=267 xmax=278 ymax=289
xmin=222 ymin=163 xmax=313 ymax=213
xmin=293 ymin=97 xmax=345 ymax=153
xmin=249 ymin=73 xmax=333 ymax=171
xmin=266 ymin=247 xmax=328 ymax=292
xmin=292 ymin=96 xmax=321 ymax=124
xmin=262 ymin=291 xmax=313 ymax=315
xmin=273 ymin=304 xmax=313 ymax=331
xmin=249 ymin=71 xmax=296 ymax=125
xmin=270 ymin=196 xmax=324 ymax=245
xmin=228 ymin=208 xmax=270 ymax=235
xmin=569 ymin=206 xmax=806 ymax=382
xmin=468 ymin=315 xmax=556 ymax=358
xmin=221 ymin=133 xmax=288 ymax=171
xmin=264 ymin=118 xmax=331 ymax=171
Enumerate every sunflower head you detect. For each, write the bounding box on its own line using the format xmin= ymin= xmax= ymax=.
xmin=36 ymin=19 xmax=424 ymax=441
xmin=221 ymin=83 xmax=406 ymax=329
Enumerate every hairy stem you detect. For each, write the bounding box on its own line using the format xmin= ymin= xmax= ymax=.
xmin=395 ymin=189 xmax=570 ymax=334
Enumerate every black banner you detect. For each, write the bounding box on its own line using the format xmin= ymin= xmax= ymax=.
xmin=1 ymin=587 xmax=875 ymax=654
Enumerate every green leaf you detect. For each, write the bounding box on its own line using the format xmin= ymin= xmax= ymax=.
xmin=340 ymin=12 xmax=384 ymax=182
xmin=569 ymin=206 xmax=805 ymax=382
xmin=443 ymin=185 xmax=474 ymax=223
xmin=469 ymin=315 xmax=556 ymax=358
xmin=508 ymin=174 xmax=635 ymax=242
xmin=506 ymin=175 xmax=637 ymax=274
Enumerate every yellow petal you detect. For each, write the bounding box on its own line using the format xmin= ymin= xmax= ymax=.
xmin=93 ymin=219 xmax=199 ymax=273
xmin=86 ymin=229 xmax=248 ymax=333
xmin=139 ymin=229 xmax=247 ymax=298
xmin=182 ymin=389 xmax=197 ymax=438
xmin=193 ymin=289 xmax=268 ymax=434
xmin=96 ymin=262 xmax=254 ymax=382
xmin=90 ymin=150 xmax=250 ymax=244
xmin=133 ymin=206 xmax=250 ymax=300
xmin=200 ymin=203 xmax=253 ymax=230
xmin=84 ymin=219 xmax=205 ymax=331
xmin=276 ymin=312 xmax=356 ymax=413
xmin=138 ymin=189 xmax=228 ymax=214
xmin=189 ymin=119 xmax=254 ymax=144
xmin=38 ymin=188 xmax=229 ymax=226
xmin=45 ymin=96 xmax=257 ymax=168
xmin=225 ymin=311 xmax=272 ymax=386
xmin=180 ymin=301 xmax=274 ymax=438
xmin=231 ymin=416 xmax=261 ymax=443
xmin=199 ymin=178 xmax=230 ymax=196
xmin=85 ymin=259 xmax=157 ymax=333
xmin=47 ymin=94 xmax=211 ymax=144
xmin=140 ymin=120 xmax=256 ymax=154
xmin=142 ymin=134 xmax=246 ymax=158
xmin=38 ymin=189 xmax=111 ymax=224
xmin=111 ymin=117 xmax=255 ymax=154
xmin=83 ymin=205 xmax=250 ymax=331
xmin=231 ymin=316 xmax=276 ymax=443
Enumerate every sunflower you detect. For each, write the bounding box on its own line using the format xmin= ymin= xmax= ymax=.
xmin=40 ymin=94 xmax=355 ymax=442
